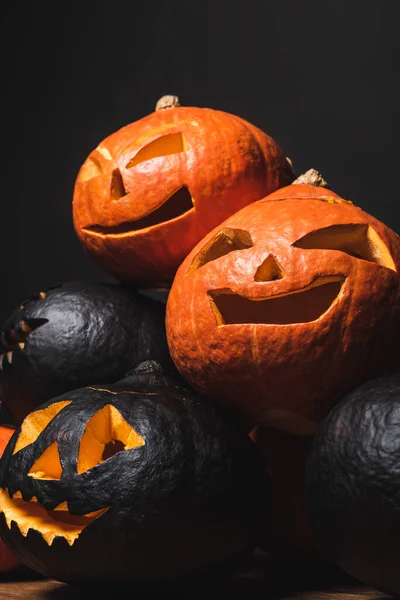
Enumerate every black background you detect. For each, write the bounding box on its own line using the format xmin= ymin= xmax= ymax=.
xmin=1 ymin=1 xmax=398 ymax=321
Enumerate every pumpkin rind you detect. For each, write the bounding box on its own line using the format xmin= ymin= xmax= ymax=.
xmin=305 ymin=372 xmax=400 ymax=595
xmin=72 ymin=104 xmax=294 ymax=287
xmin=0 ymin=362 xmax=270 ymax=584
xmin=0 ymin=281 xmax=175 ymax=424
xmin=166 ymin=184 xmax=400 ymax=429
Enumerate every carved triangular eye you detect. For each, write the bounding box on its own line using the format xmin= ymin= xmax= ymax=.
xmin=188 ymin=228 xmax=253 ymax=273
xmin=76 ymin=156 xmax=103 ymax=183
xmin=13 ymin=401 xmax=72 ymax=454
xmin=28 ymin=442 xmax=63 ymax=481
xmin=293 ymin=224 xmax=396 ymax=270
xmin=255 ymin=254 xmax=285 ymax=281
xmin=77 ymin=405 xmax=145 ymax=474
xmin=126 ymin=132 xmax=189 ymax=168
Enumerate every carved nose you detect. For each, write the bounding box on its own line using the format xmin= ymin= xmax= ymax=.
xmin=110 ymin=169 xmax=127 ymax=201
xmin=254 ymin=254 xmax=285 ymax=281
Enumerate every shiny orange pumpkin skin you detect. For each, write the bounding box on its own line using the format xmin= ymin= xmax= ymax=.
xmin=72 ymin=103 xmax=293 ymax=287
xmin=166 ymin=183 xmax=400 ymax=432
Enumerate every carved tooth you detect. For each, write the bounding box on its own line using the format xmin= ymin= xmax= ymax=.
xmin=6 ymin=351 xmax=12 ymax=364
xmin=18 ymin=342 xmax=25 ymax=350
xmin=20 ymin=321 xmax=32 ymax=334
xmin=15 ymin=520 xmax=31 ymax=538
xmin=39 ymin=292 xmax=46 ymax=299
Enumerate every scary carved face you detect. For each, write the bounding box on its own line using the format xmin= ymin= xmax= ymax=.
xmin=166 ymin=186 xmax=400 ymax=433
xmin=72 ymin=105 xmax=292 ymax=286
xmin=0 ymin=362 xmax=269 ymax=583
xmin=0 ymin=398 xmax=145 ymax=547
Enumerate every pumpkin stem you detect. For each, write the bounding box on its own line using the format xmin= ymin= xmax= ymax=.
xmin=293 ymin=168 xmax=329 ymax=188
xmin=155 ymin=95 xmax=180 ymax=111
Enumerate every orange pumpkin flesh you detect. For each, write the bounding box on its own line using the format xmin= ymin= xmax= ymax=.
xmin=0 ymin=425 xmax=22 ymax=572
xmin=166 ymin=183 xmax=400 ymax=431
xmin=72 ymin=100 xmax=293 ymax=287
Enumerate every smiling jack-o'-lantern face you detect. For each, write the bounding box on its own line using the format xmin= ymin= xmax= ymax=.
xmin=72 ymin=99 xmax=293 ymax=287
xmin=0 ymin=361 xmax=269 ymax=583
xmin=166 ymin=184 xmax=400 ymax=433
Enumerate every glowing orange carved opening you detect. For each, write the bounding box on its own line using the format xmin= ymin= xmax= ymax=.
xmin=126 ymin=132 xmax=189 ymax=168
xmin=13 ymin=401 xmax=71 ymax=455
xmin=77 ymin=404 xmax=145 ymax=474
xmin=0 ymin=489 xmax=108 ymax=546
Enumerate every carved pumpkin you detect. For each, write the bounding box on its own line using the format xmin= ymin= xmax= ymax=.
xmin=305 ymin=372 xmax=400 ymax=595
xmin=166 ymin=183 xmax=400 ymax=432
xmin=0 ymin=281 xmax=175 ymax=424
xmin=0 ymin=361 xmax=270 ymax=584
xmin=0 ymin=425 xmax=22 ymax=572
xmin=72 ymin=96 xmax=294 ymax=287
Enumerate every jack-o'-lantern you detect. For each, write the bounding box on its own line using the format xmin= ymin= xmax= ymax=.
xmin=0 ymin=280 xmax=175 ymax=424
xmin=0 ymin=361 xmax=270 ymax=584
xmin=72 ymin=95 xmax=294 ymax=287
xmin=166 ymin=183 xmax=400 ymax=432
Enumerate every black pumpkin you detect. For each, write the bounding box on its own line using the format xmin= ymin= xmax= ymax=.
xmin=305 ymin=372 xmax=400 ymax=596
xmin=0 ymin=361 xmax=270 ymax=584
xmin=0 ymin=281 xmax=175 ymax=424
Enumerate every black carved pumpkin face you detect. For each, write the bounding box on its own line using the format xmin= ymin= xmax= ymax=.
xmin=0 ymin=362 xmax=269 ymax=584
xmin=0 ymin=399 xmax=144 ymax=546
xmin=0 ymin=280 xmax=174 ymax=424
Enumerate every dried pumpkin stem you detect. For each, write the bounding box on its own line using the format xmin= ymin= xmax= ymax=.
xmin=293 ymin=168 xmax=329 ymax=188
xmin=155 ymin=95 xmax=181 ymax=111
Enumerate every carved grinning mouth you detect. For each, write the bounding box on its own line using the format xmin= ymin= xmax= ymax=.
xmin=208 ymin=276 xmax=346 ymax=325
xmin=0 ymin=488 xmax=108 ymax=546
xmin=0 ymin=317 xmax=49 ymax=369
xmin=0 ymin=403 xmax=145 ymax=545
xmin=82 ymin=185 xmax=194 ymax=235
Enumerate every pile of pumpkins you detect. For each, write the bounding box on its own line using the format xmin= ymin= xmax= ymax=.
xmin=0 ymin=95 xmax=399 ymax=595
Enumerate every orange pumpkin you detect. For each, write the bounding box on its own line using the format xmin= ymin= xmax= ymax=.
xmin=72 ymin=96 xmax=293 ymax=287
xmin=0 ymin=425 xmax=22 ymax=573
xmin=166 ymin=182 xmax=400 ymax=432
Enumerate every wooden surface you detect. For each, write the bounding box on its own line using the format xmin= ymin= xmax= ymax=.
xmin=0 ymin=552 xmax=396 ymax=599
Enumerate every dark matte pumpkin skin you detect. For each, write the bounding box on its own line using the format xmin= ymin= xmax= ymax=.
xmin=0 ymin=281 xmax=175 ymax=424
xmin=0 ymin=361 xmax=270 ymax=584
xmin=305 ymin=372 xmax=400 ymax=596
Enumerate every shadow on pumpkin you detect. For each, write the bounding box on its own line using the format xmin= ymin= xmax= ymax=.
xmin=38 ymin=552 xmax=368 ymax=600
